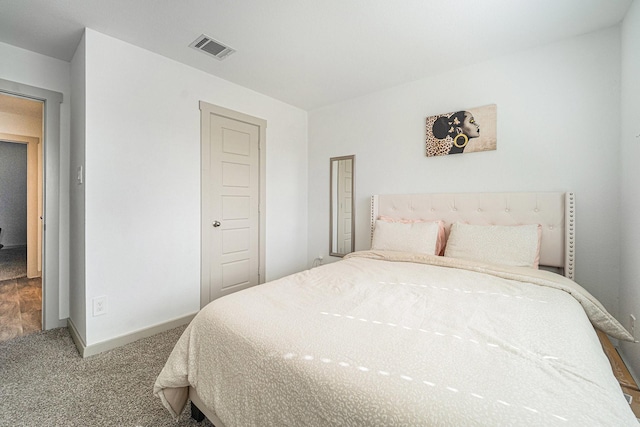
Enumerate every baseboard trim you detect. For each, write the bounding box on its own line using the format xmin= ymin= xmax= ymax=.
xmin=68 ymin=312 xmax=196 ymax=358
xmin=67 ymin=317 xmax=86 ymax=356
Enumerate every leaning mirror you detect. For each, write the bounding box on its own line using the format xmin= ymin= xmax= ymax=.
xmin=330 ymin=155 xmax=355 ymax=257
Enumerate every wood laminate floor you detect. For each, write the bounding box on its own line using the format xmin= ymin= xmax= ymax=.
xmin=0 ymin=276 xmax=42 ymax=343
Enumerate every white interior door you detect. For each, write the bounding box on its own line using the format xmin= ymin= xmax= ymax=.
xmin=201 ymin=103 xmax=266 ymax=306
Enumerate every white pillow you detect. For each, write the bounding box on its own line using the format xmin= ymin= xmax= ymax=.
xmin=444 ymin=222 xmax=542 ymax=268
xmin=378 ymin=215 xmax=447 ymax=255
xmin=371 ymin=220 xmax=442 ymax=255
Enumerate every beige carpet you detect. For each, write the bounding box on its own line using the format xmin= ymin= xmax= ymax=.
xmin=0 ymin=326 xmax=216 ymax=427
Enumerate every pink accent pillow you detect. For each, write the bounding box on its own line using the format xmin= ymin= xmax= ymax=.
xmin=378 ymin=215 xmax=446 ymax=255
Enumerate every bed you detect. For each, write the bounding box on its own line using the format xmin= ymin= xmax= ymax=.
xmin=154 ymin=192 xmax=637 ymax=426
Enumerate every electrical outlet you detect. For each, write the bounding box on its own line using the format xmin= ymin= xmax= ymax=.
xmin=630 ymin=314 xmax=636 ymax=339
xmin=318 ymin=254 xmax=323 ymax=260
xmin=93 ymin=296 xmax=107 ymax=316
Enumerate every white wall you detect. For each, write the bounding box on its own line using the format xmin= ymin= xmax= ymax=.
xmin=81 ymin=29 xmax=308 ymax=345
xmin=0 ymin=142 xmax=27 ymax=246
xmin=69 ymin=33 xmax=87 ymax=339
xmin=619 ymin=0 xmax=640 ymax=378
xmin=0 ymin=41 xmax=71 ymax=319
xmin=308 ymin=27 xmax=623 ymax=317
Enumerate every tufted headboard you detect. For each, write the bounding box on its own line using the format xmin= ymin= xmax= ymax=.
xmin=371 ymin=192 xmax=575 ymax=278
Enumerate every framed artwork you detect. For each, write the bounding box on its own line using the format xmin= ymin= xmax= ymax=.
xmin=425 ymin=104 xmax=497 ymax=157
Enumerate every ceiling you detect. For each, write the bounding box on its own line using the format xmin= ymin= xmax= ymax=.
xmin=0 ymin=0 xmax=632 ymax=111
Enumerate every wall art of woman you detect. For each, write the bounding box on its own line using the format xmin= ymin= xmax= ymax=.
xmin=425 ymin=105 xmax=496 ymax=157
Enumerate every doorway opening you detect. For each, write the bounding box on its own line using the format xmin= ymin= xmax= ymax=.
xmin=0 ymin=92 xmax=44 ymax=342
xmin=0 ymin=76 xmax=64 ymax=336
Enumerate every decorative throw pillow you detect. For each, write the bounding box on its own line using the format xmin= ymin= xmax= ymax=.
xmin=378 ymin=215 xmax=446 ymax=255
xmin=371 ymin=219 xmax=442 ymax=255
xmin=444 ymin=222 xmax=542 ymax=268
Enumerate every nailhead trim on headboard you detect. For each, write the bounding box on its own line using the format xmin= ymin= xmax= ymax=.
xmin=565 ymin=192 xmax=575 ymax=280
xmin=370 ymin=196 xmax=377 ymax=243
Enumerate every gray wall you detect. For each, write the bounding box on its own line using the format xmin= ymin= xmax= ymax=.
xmin=0 ymin=141 xmax=27 ymax=247
xmin=619 ymin=0 xmax=640 ymax=379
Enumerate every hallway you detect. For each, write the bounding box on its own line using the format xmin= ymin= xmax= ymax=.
xmin=0 ymin=276 xmax=42 ymax=342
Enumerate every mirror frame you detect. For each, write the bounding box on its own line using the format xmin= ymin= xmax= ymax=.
xmin=329 ymin=155 xmax=355 ymax=257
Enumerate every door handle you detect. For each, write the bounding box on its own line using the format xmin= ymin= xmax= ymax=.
xmin=213 ymin=221 xmax=221 ymax=227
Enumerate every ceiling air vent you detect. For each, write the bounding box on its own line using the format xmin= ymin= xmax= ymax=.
xmin=189 ymin=34 xmax=235 ymax=60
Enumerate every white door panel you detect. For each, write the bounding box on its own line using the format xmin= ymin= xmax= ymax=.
xmin=201 ymin=103 xmax=266 ymax=306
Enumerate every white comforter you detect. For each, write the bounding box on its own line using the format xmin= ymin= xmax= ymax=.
xmin=154 ymin=251 xmax=636 ymax=426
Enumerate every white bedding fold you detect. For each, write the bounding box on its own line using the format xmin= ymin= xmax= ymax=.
xmin=346 ymin=250 xmax=633 ymax=342
xmin=154 ymin=251 xmax=636 ymax=426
